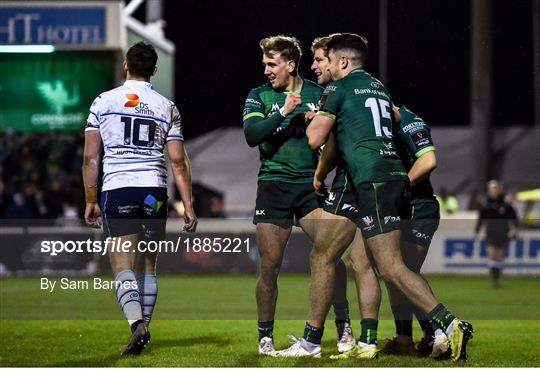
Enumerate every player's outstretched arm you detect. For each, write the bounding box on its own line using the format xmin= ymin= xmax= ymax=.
xmin=314 ymin=131 xmax=339 ymax=193
xmin=408 ymin=150 xmax=437 ymax=186
xmin=82 ymin=130 xmax=103 ymax=228
xmin=167 ymin=140 xmax=197 ymax=232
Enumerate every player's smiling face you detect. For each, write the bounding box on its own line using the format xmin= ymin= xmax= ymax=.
xmin=311 ymin=48 xmax=332 ymax=85
xmin=262 ymin=51 xmax=294 ymax=91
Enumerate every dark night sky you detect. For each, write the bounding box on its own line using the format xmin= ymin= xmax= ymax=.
xmin=134 ymin=0 xmax=534 ymax=139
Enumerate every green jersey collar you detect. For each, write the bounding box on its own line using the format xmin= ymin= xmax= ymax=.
xmin=283 ymin=78 xmax=304 ymax=95
xmin=350 ymin=68 xmax=365 ymax=75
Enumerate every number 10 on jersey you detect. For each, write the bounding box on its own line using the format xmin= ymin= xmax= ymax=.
xmin=121 ymin=116 xmax=157 ymax=147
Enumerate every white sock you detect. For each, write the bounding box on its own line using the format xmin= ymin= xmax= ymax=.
xmin=358 ymin=341 xmax=376 ymax=349
xmin=300 ymin=338 xmax=320 ymax=351
xmin=445 ymin=319 xmax=456 ymax=337
xmin=114 ymin=269 xmax=143 ymax=326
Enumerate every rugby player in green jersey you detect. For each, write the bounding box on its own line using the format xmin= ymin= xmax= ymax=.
xmin=305 ymin=33 xmax=473 ymax=362
xmin=242 ymin=35 xmax=352 ymax=356
xmin=277 ymin=35 xmax=379 ymax=358
xmin=378 ymin=105 xmax=447 ymax=358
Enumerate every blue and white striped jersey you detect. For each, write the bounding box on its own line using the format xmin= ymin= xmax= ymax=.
xmin=86 ymin=80 xmax=183 ymax=191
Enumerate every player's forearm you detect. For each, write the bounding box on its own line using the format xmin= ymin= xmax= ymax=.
xmin=82 ymin=155 xmax=100 ymax=202
xmin=243 ymin=114 xmax=285 ymax=147
xmin=307 ymin=125 xmax=328 ymax=149
xmin=171 ymin=157 xmax=194 ymax=210
xmin=408 ymin=162 xmax=431 ymax=186
xmin=316 ymin=134 xmax=339 ymax=181
xmin=408 ymin=151 xmax=437 ymax=186
xmin=315 ymin=156 xmax=336 ymax=183
xmin=306 ymin=114 xmax=334 ymax=149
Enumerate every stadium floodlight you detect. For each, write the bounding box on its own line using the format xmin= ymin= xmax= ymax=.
xmin=0 ymin=45 xmax=55 ymax=53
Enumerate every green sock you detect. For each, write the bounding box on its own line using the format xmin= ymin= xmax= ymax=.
xmin=258 ymin=320 xmax=274 ymax=340
xmin=303 ymin=322 xmax=324 ymax=344
xmin=359 ymin=318 xmax=378 ymax=345
xmin=333 ymin=301 xmax=350 ymax=322
xmin=428 ymin=304 xmax=455 ymax=332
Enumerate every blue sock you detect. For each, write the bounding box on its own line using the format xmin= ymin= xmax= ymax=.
xmin=136 ymin=275 xmax=158 ymax=326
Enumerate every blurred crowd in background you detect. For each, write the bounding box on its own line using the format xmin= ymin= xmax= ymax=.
xmin=0 ymin=132 xmax=84 ymax=221
xmin=1 ymin=132 xmax=536 ymax=224
xmin=0 ymin=132 xmax=225 ymax=222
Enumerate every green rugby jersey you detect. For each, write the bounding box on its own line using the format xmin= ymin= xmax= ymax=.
xmin=243 ymin=80 xmax=322 ymax=183
xmin=317 ymin=68 xmax=408 ymax=185
xmin=396 ymin=106 xmax=436 ymax=199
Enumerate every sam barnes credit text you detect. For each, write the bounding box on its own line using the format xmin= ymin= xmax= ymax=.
xmin=40 ymin=277 xmax=137 ymax=292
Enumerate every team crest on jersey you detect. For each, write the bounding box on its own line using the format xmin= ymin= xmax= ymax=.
xmin=124 ymin=94 xmax=140 ymax=107
xmin=412 ymin=130 xmax=430 ymax=149
xmin=383 ymin=142 xmax=395 ymax=150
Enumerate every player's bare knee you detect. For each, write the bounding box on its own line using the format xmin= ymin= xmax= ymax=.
xmin=378 ymin=264 xmax=402 ymax=283
xmin=310 ymin=247 xmax=335 ymax=268
xmin=349 ymin=254 xmax=372 ymax=275
xmin=259 ymin=258 xmax=281 ymax=281
xmin=403 ymin=258 xmax=422 ymax=273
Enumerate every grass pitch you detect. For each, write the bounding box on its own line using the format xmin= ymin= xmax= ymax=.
xmin=1 ymin=275 xmax=539 ymax=367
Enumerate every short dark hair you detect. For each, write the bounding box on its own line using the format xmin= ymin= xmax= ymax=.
xmin=326 ymin=33 xmax=369 ymax=65
xmin=126 ymin=41 xmax=158 ymax=79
